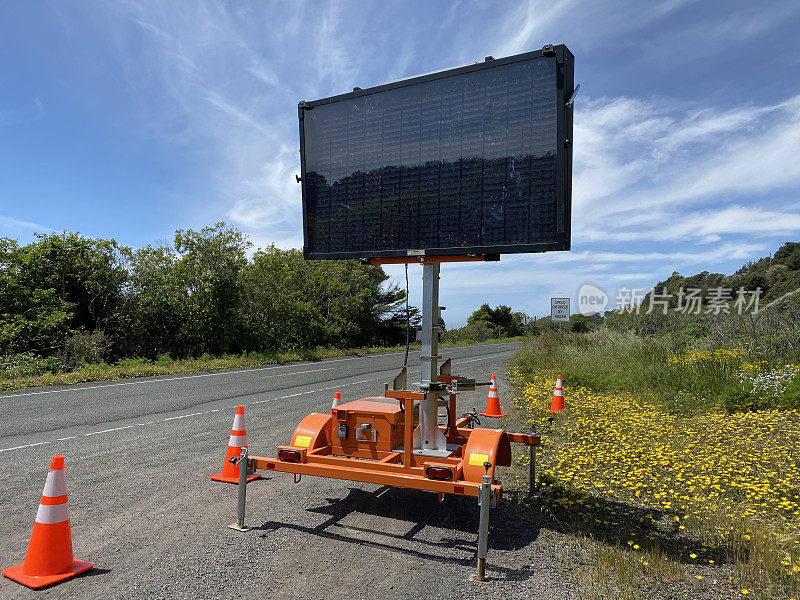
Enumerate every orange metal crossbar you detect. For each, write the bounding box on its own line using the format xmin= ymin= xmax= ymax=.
xmin=251 ymin=453 xmax=500 ymax=498
xmin=507 ymin=432 xmax=540 ymax=445
xmin=250 ymin=421 xmax=534 ymax=500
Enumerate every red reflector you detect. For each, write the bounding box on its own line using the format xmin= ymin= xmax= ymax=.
xmin=267 ymin=463 xmax=276 ymax=470
xmin=278 ymin=449 xmax=302 ymax=463
xmin=454 ymin=486 xmax=465 ymax=494
xmin=425 ymin=465 xmax=453 ymax=481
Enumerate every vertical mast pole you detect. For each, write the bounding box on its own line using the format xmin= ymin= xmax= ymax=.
xmin=420 ymin=262 xmax=440 ymax=385
xmin=419 ymin=262 xmax=441 ymax=451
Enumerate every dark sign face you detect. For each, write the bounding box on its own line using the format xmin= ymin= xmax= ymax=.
xmin=299 ymin=45 xmax=573 ymax=260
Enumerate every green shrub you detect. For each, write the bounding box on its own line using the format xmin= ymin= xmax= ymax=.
xmin=442 ymin=321 xmax=495 ymax=343
xmin=154 ymin=353 xmax=173 ymax=367
xmin=60 ymin=331 xmax=110 ymax=369
xmin=0 ymin=353 xmax=61 ymax=379
xmin=512 ymin=328 xmax=754 ymax=413
xmin=115 ymin=357 xmax=152 ymax=368
xmin=721 ymin=385 xmax=764 ymax=412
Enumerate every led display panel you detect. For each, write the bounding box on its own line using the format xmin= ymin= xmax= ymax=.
xmin=299 ymin=45 xmax=573 ymax=260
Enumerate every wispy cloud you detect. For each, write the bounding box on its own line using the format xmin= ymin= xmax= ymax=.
xmin=489 ymin=0 xmax=696 ymax=57
xmin=0 ymin=96 xmax=45 ymax=129
xmin=573 ymin=94 xmax=800 ymax=243
xmin=0 ymin=215 xmax=53 ymax=238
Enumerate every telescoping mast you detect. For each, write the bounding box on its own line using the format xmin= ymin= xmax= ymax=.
xmin=232 ymin=44 xmax=575 ymax=582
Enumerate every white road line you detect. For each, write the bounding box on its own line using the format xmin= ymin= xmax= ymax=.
xmin=0 ymin=349 xmax=516 ymax=453
xmin=162 ymin=412 xmax=203 ymax=422
xmin=0 ymin=378 xmax=384 ymax=452
xmin=0 ymin=441 xmax=51 ymax=453
xmin=250 ymin=378 xmax=380 ymax=404
xmin=457 ymin=352 xmax=514 ymax=365
xmin=85 ymin=425 xmax=136 ymax=436
xmin=0 ymin=353 xmax=407 ymax=400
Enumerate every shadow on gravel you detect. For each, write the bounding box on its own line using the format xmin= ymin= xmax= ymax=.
xmin=78 ymin=567 xmax=113 ymax=579
xmin=526 ymin=484 xmax=729 ymax=565
xmin=253 ymin=485 xmax=541 ymax=581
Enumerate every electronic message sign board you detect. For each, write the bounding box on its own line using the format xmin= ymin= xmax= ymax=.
xmin=299 ymin=44 xmax=573 ymax=260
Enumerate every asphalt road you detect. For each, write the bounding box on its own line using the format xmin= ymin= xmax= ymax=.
xmin=0 ymin=342 xmax=575 ymax=599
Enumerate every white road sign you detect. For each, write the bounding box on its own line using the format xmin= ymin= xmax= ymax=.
xmin=551 ymin=297 xmax=570 ymax=323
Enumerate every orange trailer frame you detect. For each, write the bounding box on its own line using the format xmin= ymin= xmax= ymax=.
xmin=250 ymin=388 xmax=539 ymax=499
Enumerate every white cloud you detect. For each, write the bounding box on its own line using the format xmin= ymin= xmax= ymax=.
xmin=0 ymin=215 xmax=53 ymax=239
xmin=493 ymin=0 xmax=578 ymax=58
xmin=573 ymin=94 xmax=800 ymax=243
xmin=490 ymin=0 xmax=697 ymax=57
xmin=312 ymin=1 xmax=361 ymax=92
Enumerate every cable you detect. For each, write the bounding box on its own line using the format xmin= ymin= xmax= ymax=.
xmin=399 ymin=263 xmax=412 ymax=414
xmin=403 ymin=262 xmax=410 ymax=368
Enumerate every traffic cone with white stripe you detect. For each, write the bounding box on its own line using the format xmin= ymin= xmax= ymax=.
xmin=480 ymin=374 xmax=507 ymax=417
xmin=550 ymin=375 xmax=565 ymax=412
xmin=331 ymin=391 xmax=342 ymax=409
xmin=2 ymin=455 xmax=92 ymax=589
xmin=210 ymin=405 xmax=260 ymax=483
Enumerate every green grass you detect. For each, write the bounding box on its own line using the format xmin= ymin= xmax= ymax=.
xmin=510 ymin=328 xmax=796 ymax=413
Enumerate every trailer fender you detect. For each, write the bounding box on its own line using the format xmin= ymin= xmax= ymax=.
xmin=462 ymin=428 xmax=511 ymax=483
xmin=290 ymin=413 xmax=332 ymax=450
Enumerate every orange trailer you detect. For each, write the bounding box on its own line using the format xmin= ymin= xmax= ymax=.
xmin=233 ymin=256 xmax=540 ymax=582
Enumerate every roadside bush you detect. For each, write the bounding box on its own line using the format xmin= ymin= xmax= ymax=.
xmin=154 ymin=353 xmax=174 ymax=367
xmin=115 ymin=357 xmax=152 ymax=369
xmin=720 ymin=385 xmax=765 ymax=412
xmin=0 ymin=353 xmax=61 ymax=379
xmin=59 ymin=331 xmax=110 ymax=370
xmin=442 ymin=321 xmax=495 ymax=343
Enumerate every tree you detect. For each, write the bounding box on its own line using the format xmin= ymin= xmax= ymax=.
xmin=0 ymin=238 xmax=73 ymax=355
xmin=114 ymin=244 xmax=184 ymax=358
xmin=172 ymin=223 xmax=250 ymax=355
xmin=0 ymin=233 xmax=127 ymax=356
xmin=467 ymin=303 xmax=525 ymax=337
xmin=238 ymin=246 xmax=405 ymax=350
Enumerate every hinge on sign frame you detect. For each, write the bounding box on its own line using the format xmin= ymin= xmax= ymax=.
xmin=566 ymin=83 xmax=580 ymax=107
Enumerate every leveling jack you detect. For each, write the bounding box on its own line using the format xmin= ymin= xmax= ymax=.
xmin=469 ymin=461 xmax=495 ymax=582
xmin=228 ymin=447 xmax=251 ymax=532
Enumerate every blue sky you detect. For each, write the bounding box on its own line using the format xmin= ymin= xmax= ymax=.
xmin=2 ymin=1 xmax=800 ymax=326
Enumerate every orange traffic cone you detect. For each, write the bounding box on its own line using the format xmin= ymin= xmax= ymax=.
xmin=2 ymin=455 xmax=92 ymax=589
xmin=331 ymin=391 xmax=342 ymax=409
xmin=550 ymin=375 xmax=565 ymax=412
xmin=480 ymin=374 xmax=507 ymax=417
xmin=210 ymin=405 xmax=260 ymax=483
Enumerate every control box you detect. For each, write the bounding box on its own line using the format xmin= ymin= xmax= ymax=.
xmin=331 ymin=398 xmax=416 ymax=457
